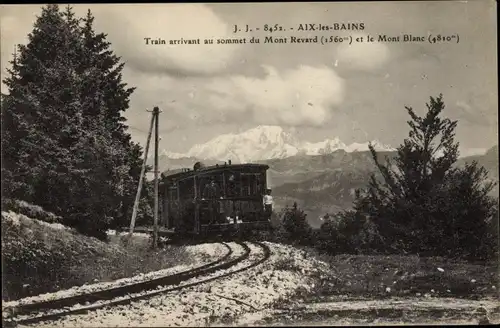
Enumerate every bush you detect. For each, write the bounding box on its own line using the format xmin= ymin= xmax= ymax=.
xmin=2 ymin=211 xmax=75 ymax=300
xmin=1 ymin=199 xmax=62 ymax=224
xmin=2 ymin=211 xmax=191 ymax=301
xmin=317 ymin=210 xmax=386 ymax=255
xmin=279 ymin=202 xmax=313 ymax=245
xmin=317 ymin=95 xmax=499 ymax=262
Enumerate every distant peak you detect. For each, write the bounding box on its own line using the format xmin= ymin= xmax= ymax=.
xmin=160 ymin=126 xmax=395 ymax=162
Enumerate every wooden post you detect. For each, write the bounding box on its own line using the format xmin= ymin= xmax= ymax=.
xmin=166 ymin=187 xmax=171 ymax=229
xmin=129 ymin=111 xmax=155 ymax=238
xmin=152 ymin=106 xmax=160 ymax=249
xmin=194 ymin=176 xmax=199 ymax=234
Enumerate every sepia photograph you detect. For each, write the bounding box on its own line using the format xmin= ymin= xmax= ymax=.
xmin=1 ymin=1 xmax=498 ymax=327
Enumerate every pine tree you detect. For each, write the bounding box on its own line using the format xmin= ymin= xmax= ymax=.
xmin=79 ymin=9 xmax=143 ymax=228
xmin=2 ymin=4 xmax=84 ymax=208
xmin=2 ymin=5 xmax=145 ymax=239
xmin=282 ymin=202 xmax=312 ymax=245
xmin=351 ymin=94 xmax=497 ymax=260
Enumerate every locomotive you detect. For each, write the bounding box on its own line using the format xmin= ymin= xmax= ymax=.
xmin=158 ymin=161 xmax=272 ymax=238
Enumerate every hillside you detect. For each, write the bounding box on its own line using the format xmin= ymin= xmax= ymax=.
xmin=260 ymin=149 xmax=395 ymax=188
xmin=273 ymin=169 xmax=376 ymax=228
xmin=456 ymin=145 xmax=498 ymax=179
xmin=1 ymin=211 xmax=191 ymax=301
xmin=271 ymin=146 xmax=499 ymax=227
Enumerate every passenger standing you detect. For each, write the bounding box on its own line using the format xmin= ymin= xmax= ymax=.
xmin=263 ymin=189 xmax=273 ymax=220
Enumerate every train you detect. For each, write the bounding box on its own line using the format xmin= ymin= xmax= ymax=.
xmin=158 ymin=160 xmax=273 ymax=238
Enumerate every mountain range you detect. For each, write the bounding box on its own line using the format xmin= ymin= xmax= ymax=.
xmin=159 ymin=125 xmax=395 ymax=163
xmin=149 ymin=126 xmax=498 ymax=228
xmin=270 ymin=145 xmax=498 ymax=228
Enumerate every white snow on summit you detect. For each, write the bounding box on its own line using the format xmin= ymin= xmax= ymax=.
xmin=162 ymin=125 xmax=396 ymax=162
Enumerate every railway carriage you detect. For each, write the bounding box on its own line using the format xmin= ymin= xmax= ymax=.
xmin=159 ymin=161 xmax=272 ymax=237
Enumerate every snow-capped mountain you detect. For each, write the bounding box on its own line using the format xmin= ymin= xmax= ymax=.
xmin=299 ymin=138 xmax=347 ymax=155
xmin=186 ymin=126 xmax=300 ymax=163
xmin=162 ymin=125 xmax=395 ymax=163
xmin=344 ymin=140 xmax=395 ymax=153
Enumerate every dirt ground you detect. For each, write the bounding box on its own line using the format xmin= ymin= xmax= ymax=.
xmin=234 ymin=297 xmax=500 ymax=326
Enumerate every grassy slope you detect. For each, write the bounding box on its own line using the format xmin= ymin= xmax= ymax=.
xmin=1 ymin=211 xmax=190 ymax=301
xmin=301 ymin=251 xmax=499 ymax=301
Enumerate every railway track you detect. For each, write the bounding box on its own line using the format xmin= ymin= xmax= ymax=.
xmin=4 ymin=241 xmax=271 ymax=327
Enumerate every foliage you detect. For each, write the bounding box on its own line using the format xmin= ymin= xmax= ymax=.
xmin=135 ymin=180 xmax=155 ymax=227
xmin=1 ymin=5 xmax=145 ymax=239
xmin=1 ymin=211 xmax=189 ymax=301
xmin=319 ymin=95 xmax=498 ymax=262
xmin=1 ymin=199 xmax=62 ymax=224
xmin=2 ymin=212 xmax=74 ymax=300
xmin=280 ymin=202 xmax=313 ymax=245
xmin=316 ymin=210 xmax=382 ymax=255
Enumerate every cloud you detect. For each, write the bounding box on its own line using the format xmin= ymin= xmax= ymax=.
xmin=335 ymin=33 xmax=390 ymax=71
xmin=126 ymin=65 xmax=345 ymax=128
xmin=203 ymin=65 xmax=345 ymax=126
xmin=455 ymin=99 xmax=492 ymax=126
xmin=456 ymin=100 xmax=472 ymax=113
xmin=0 ymin=4 xmax=242 ymax=82
xmin=90 ymin=4 xmax=242 ymax=76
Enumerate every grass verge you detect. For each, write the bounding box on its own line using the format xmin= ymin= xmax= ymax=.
xmin=299 ymin=250 xmax=499 ymax=301
xmin=1 ymin=211 xmax=191 ymax=301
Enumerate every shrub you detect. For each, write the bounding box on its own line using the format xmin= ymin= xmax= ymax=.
xmin=1 ymin=211 xmax=75 ymax=300
xmin=2 ymin=211 xmax=191 ymax=301
xmin=317 ymin=210 xmax=386 ymax=255
xmin=318 ymin=94 xmax=499 ymax=262
xmin=280 ymin=202 xmax=313 ymax=245
xmin=1 ymin=199 xmax=62 ymax=224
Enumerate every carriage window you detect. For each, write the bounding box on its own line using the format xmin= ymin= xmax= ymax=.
xmin=167 ymin=184 xmax=177 ymax=201
xmin=225 ymin=171 xmax=240 ymax=197
xmin=241 ymin=174 xmax=250 ymax=196
xmin=255 ymin=173 xmax=263 ymax=195
xmin=200 ymin=175 xmax=223 ymax=199
xmin=240 ymin=173 xmax=262 ymax=196
xmin=178 ymin=179 xmax=195 ymax=200
xmin=167 ymin=185 xmax=179 ymax=216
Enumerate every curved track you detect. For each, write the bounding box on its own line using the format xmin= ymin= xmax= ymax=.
xmin=5 ymin=241 xmax=271 ymax=327
xmin=4 ymin=243 xmax=233 ymax=316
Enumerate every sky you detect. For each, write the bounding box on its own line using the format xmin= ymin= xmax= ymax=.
xmin=1 ymin=1 xmax=497 ymax=157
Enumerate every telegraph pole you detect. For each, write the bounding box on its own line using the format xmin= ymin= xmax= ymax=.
xmin=128 ymin=111 xmax=156 ymax=238
xmin=152 ymin=106 xmax=161 ymax=249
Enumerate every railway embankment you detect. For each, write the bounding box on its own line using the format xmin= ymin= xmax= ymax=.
xmin=8 ymin=242 xmax=324 ymax=327
xmin=1 ymin=210 xmax=219 ymax=302
xmin=9 ymin=240 xmax=498 ymax=327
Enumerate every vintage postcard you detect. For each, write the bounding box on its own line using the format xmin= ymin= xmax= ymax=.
xmin=1 ymin=1 xmax=498 ymax=327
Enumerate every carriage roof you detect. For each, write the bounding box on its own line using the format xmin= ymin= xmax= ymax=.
xmin=161 ymin=163 xmax=269 ymax=182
